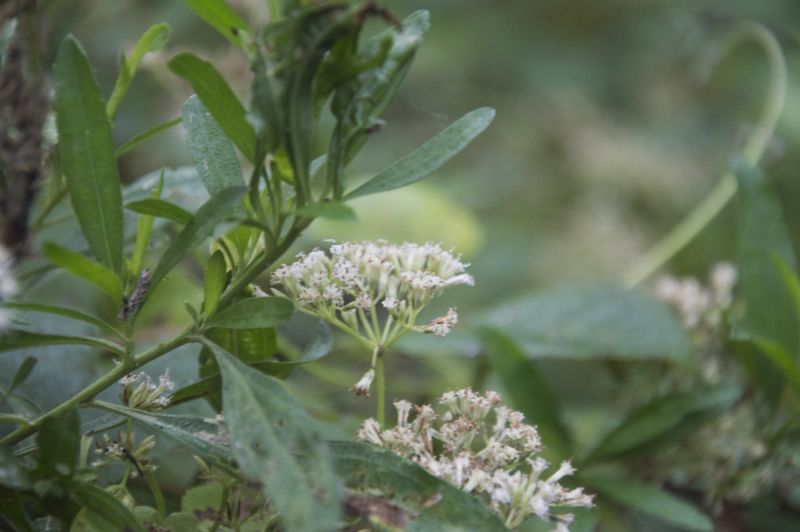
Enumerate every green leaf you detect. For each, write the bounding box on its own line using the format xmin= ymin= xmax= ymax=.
xmin=171 ymin=321 xmax=331 ymax=406
xmin=181 ymin=482 xmax=223 ymax=514
xmin=168 ymin=53 xmax=255 ymax=162
xmin=0 ymin=330 xmax=124 ymax=356
xmin=742 ymin=335 xmax=800 ymax=397
xmin=775 ymin=255 xmax=800 ymax=323
xmin=195 ymin=326 xmax=272 ymax=411
xmin=149 ymin=186 xmax=246 ymax=293
xmin=203 ymin=251 xmax=227 ymax=317
xmin=330 ymin=441 xmax=506 ymax=531
xmin=89 ymin=401 xmax=230 ymax=465
xmin=735 ymin=162 xmax=799 ymax=356
xmin=8 ymin=357 xmax=37 ymax=395
xmin=42 ymin=242 xmax=122 ymax=304
xmin=483 ymin=285 xmax=691 ymax=360
xmin=345 ymin=107 xmax=495 ymax=200
xmin=283 ymin=4 xmax=371 ymax=204
xmin=53 ymin=35 xmax=124 ymax=274
xmin=0 ymin=487 xmax=34 ymax=532
xmin=583 ymin=385 xmax=740 ymax=464
xmin=106 ymin=23 xmax=171 ymax=119
xmin=296 ymin=202 xmax=356 ymax=220
xmin=326 ymin=10 xmax=429 ymax=198
xmin=203 ymin=338 xmax=342 ymax=531
xmin=206 ymin=296 xmax=294 ymax=329
xmin=480 ymin=328 xmax=570 ymax=457
xmin=125 ymin=198 xmax=193 ymax=225
xmin=70 ymin=483 xmax=146 ymax=532
xmin=183 ymin=0 xmax=250 ymax=50
xmin=0 ymin=302 xmax=123 ymax=338
xmin=589 ymin=478 xmax=712 ymax=532
xmin=182 ymin=95 xmax=245 ymax=196
xmin=37 ymin=408 xmax=79 ymax=478
xmin=115 ymin=116 xmax=182 ymax=157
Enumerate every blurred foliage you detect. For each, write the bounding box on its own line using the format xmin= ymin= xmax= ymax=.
xmin=2 ymin=0 xmax=800 ymax=530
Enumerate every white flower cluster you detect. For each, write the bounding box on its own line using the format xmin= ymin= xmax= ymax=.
xmin=271 ymin=241 xmax=473 ymax=395
xmin=654 ymin=262 xmax=736 ymax=329
xmin=356 ymin=388 xmax=592 ymax=530
xmin=119 ymin=370 xmax=175 ymax=411
xmin=271 ymin=241 xmax=472 ymax=337
xmin=0 ymin=246 xmax=18 ymax=332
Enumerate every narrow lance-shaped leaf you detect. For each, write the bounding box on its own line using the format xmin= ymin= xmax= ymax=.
xmin=42 ymin=242 xmax=122 ymax=303
xmin=203 ymin=251 xmax=227 ymax=317
xmin=582 ymin=385 xmax=741 ymax=465
xmin=588 ymin=478 xmax=713 ymax=532
xmin=735 ymin=161 xmax=799 ymax=358
xmin=285 ymin=4 xmax=371 ymax=204
xmin=149 ymin=186 xmax=246 ymax=293
xmin=53 ymin=35 xmax=124 ymax=274
xmin=8 ymin=357 xmax=37 ymax=395
xmin=107 ymin=23 xmax=171 ymax=119
xmin=203 ymin=338 xmax=342 ymax=532
xmin=0 ymin=330 xmax=125 ymax=356
xmin=115 ymin=116 xmax=183 ymax=158
xmin=327 ymin=10 xmax=429 ymax=198
xmin=183 ymin=0 xmax=250 ymax=50
xmin=346 ymin=107 xmax=495 ymax=200
xmin=169 ymin=53 xmax=256 ymax=162
xmin=126 ymin=198 xmax=193 ymax=225
xmin=183 ymin=95 xmax=244 ymax=197
xmin=0 ymin=302 xmax=123 ymax=338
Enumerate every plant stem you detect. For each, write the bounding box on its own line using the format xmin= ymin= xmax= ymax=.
xmin=0 ymin=328 xmax=192 ymax=446
xmin=623 ymin=22 xmax=786 ymax=287
xmin=144 ymin=469 xmax=167 ymax=517
xmin=375 ymin=348 xmax=385 ymax=427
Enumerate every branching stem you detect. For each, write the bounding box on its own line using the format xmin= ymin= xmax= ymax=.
xmin=623 ymin=22 xmax=786 ymax=286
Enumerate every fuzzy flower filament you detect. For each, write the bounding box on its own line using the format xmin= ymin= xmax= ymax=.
xmin=356 ymin=389 xmax=593 ymax=530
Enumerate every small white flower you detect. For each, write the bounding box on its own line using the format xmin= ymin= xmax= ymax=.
xmin=350 ymin=369 xmax=375 ymax=396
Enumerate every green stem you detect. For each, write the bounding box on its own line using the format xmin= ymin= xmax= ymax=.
xmin=375 ymin=348 xmax=385 ymax=427
xmin=0 ymin=414 xmax=31 ymax=427
xmin=0 ymin=329 xmax=192 ymax=446
xmin=144 ymin=469 xmax=167 ymax=517
xmin=623 ymin=22 xmax=786 ymax=287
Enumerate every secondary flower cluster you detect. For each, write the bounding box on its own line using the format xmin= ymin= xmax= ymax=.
xmin=356 ymin=388 xmax=592 ymax=530
xmin=654 ymin=262 xmax=736 ymax=330
xmin=119 ymin=370 xmax=174 ymax=411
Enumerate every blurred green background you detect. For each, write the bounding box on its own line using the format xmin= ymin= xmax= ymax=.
xmin=7 ymin=0 xmax=800 ymax=527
